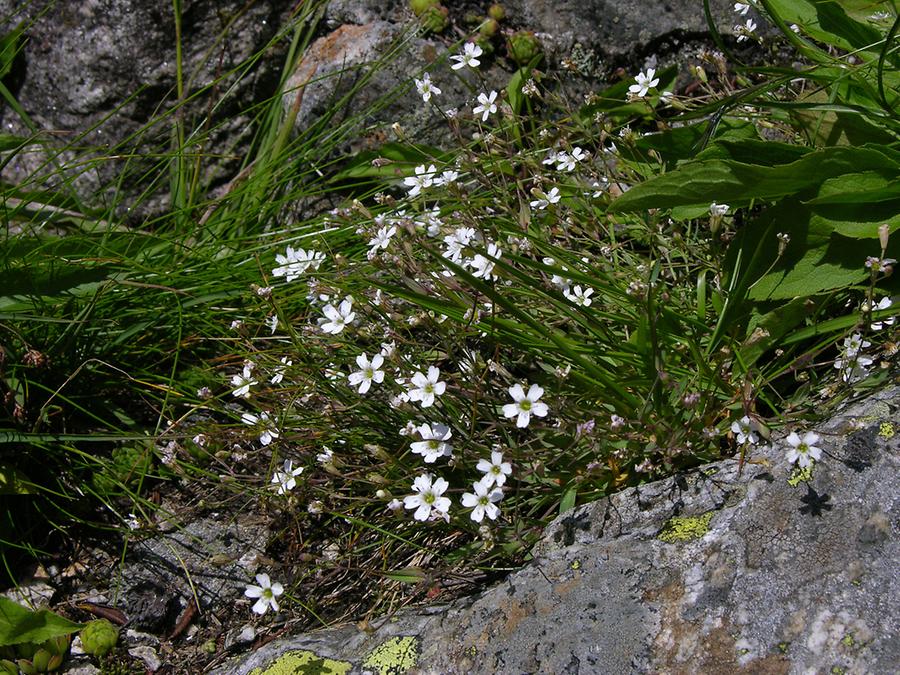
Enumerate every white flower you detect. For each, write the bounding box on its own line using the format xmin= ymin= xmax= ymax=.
xmin=231 ymin=364 xmax=258 ymax=398
xmin=734 ymin=2 xmax=750 ymax=15
xmin=473 ymin=90 xmax=498 ymax=121
xmin=628 ymin=68 xmax=659 ymax=98
xmin=735 ymin=18 xmax=757 ymax=41
xmin=470 ymin=242 xmax=501 ymax=280
xmin=241 ymin=411 xmax=279 ymax=446
xmin=270 ymin=356 xmax=291 ymax=385
xmin=450 ymin=42 xmax=482 ymax=70
xmin=834 ymin=333 xmax=875 ymax=382
xmin=461 ymin=480 xmax=503 ymax=522
xmin=415 ymin=72 xmax=441 ymax=102
xmin=730 ymin=415 xmax=758 ymax=445
xmin=530 ymin=186 xmax=561 ymax=210
xmin=476 ymin=450 xmax=512 ymax=487
xmin=403 ymin=474 xmax=451 ymax=521
xmin=785 ymin=431 xmax=822 ymax=468
xmin=435 ymin=169 xmax=459 ymax=186
xmin=368 ymin=225 xmax=396 ymax=252
xmin=410 ymin=422 xmax=453 ymax=463
xmin=319 ymin=296 xmax=355 ymax=334
xmin=407 ymin=366 xmax=447 ymax=408
xmin=271 ymin=459 xmax=303 ymax=495
xmin=870 ymin=296 xmax=895 ymax=330
xmin=443 ymin=226 xmax=478 ymax=263
xmin=842 ymin=332 xmax=870 ymax=357
xmin=502 ymin=383 xmax=549 ymax=428
xmin=380 ymin=341 xmax=397 ymax=358
xmin=317 ymin=447 xmax=334 ymax=465
xmin=542 ymin=150 xmax=561 ymax=166
xmin=348 ymin=352 xmax=385 ymax=394
xmin=564 ymin=284 xmax=594 ymax=307
xmin=273 ymin=246 xmax=325 ymax=282
xmin=404 ymin=164 xmax=437 ymax=197
xmin=244 ymin=573 xmax=284 ymax=615
xmin=709 ymin=202 xmax=729 ymax=217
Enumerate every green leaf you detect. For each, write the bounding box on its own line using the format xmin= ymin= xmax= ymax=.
xmin=806 ymin=172 xmax=900 ymax=205
xmin=382 ymin=567 xmax=425 ymax=584
xmin=0 ymin=465 xmax=34 ymax=494
xmin=0 ymin=24 xmax=23 ymax=80
xmin=507 ymin=67 xmax=529 ymax=116
xmin=559 ymin=487 xmax=577 ymax=515
xmin=0 ymin=598 xmax=82 ymax=647
xmin=739 ymin=297 xmax=812 ymax=367
xmin=627 ymin=119 xmax=758 ymax=165
xmin=331 ymin=142 xmax=450 ymax=181
xmin=610 ymin=145 xmax=899 ymax=212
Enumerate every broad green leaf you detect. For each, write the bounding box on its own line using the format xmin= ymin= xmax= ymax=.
xmin=0 ymin=598 xmax=83 ymax=647
xmin=807 ymin=172 xmax=900 ymax=205
xmin=610 ymin=145 xmax=899 ymax=212
xmin=739 ymin=297 xmax=813 ymax=367
xmin=693 ymin=138 xmax=812 ymax=165
xmin=627 ymin=119 xmax=758 ymax=165
xmin=764 ymin=0 xmax=891 ymax=59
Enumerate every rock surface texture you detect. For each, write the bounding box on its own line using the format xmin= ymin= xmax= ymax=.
xmin=215 ymin=387 xmax=899 ymax=674
xmin=0 ymin=0 xmax=296 ymax=216
xmin=0 ymin=0 xmax=740 ymax=210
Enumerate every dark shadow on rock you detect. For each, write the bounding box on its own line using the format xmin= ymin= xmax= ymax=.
xmin=799 ymin=485 xmax=832 ymax=517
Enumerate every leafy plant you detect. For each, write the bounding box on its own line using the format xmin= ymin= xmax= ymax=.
xmin=0 ymin=599 xmax=80 ymax=673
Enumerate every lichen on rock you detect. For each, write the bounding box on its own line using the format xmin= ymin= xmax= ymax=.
xmin=361 ymin=636 xmax=419 ymax=675
xmin=657 ymin=511 xmax=714 ymax=543
xmin=248 ymin=650 xmax=352 ymax=675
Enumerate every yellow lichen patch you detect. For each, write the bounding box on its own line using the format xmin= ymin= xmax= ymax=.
xmin=248 ymin=650 xmax=352 ymax=675
xmin=657 ymin=511 xmax=714 ymax=543
xmin=362 ymin=636 xmax=420 ymax=675
xmin=878 ymin=422 xmax=894 ymax=439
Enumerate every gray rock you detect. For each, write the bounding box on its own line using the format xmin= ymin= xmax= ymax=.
xmin=128 ymin=644 xmax=163 ymax=672
xmin=110 ymin=514 xmax=270 ymax=633
xmin=286 ymin=0 xmax=741 ymax=150
xmin=324 ymin=0 xmax=406 ymax=28
xmin=501 ymin=0 xmax=736 ymax=56
xmin=0 ymin=0 xmax=296 ymax=219
xmin=214 ymin=386 xmax=900 ymax=674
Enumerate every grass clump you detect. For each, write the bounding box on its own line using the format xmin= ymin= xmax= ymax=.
xmin=0 ymin=0 xmax=898 ymax=665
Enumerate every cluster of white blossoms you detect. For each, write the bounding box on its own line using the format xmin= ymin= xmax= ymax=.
xmin=834 ymin=332 xmax=875 ymax=383
xmin=731 ymin=414 xmax=825 ymax=469
xmin=404 ymin=449 xmax=513 ymax=523
xmin=399 ymin=377 xmax=546 ymax=523
xmin=732 ymin=2 xmax=758 ymax=41
xmin=272 ymin=246 xmax=325 ymax=283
